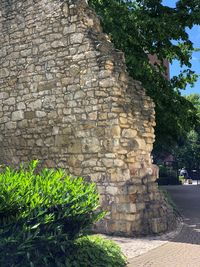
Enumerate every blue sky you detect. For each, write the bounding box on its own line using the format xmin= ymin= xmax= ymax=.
xmin=163 ymin=0 xmax=200 ymax=96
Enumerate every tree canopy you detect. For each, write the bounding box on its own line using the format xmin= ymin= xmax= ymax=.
xmin=174 ymin=94 xmax=200 ymax=171
xmin=186 ymin=93 xmax=200 ymax=120
xmin=88 ymin=0 xmax=200 ymax=157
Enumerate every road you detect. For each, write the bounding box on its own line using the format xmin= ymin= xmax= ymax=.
xmin=128 ymin=184 xmax=200 ymax=267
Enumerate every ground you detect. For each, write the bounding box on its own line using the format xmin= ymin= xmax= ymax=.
xmin=127 ymin=183 xmax=200 ymax=267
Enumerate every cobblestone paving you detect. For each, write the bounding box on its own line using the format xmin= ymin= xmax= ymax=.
xmin=128 ymin=184 xmax=200 ymax=267
xmin=104 ymin=223 xmax=182 ymax=259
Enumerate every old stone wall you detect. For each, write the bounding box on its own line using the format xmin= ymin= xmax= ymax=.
xmin=0 ymin=0 xmax=176 ymax=236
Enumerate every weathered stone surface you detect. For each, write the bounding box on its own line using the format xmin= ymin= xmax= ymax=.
xmin=0 ymin=68 xmax=9 ymax=78
xmin=5 ymin=122 xmax=17 ymax=130
xmin=12 ymin=111 xmax=24 ymax=121
xmin=122 ymin=129 xmax=137 ymax=138
xmin=0 ymin=0 xmax=175 ymax=237
xmin=70 ymin=33 xmax=84 ymax=44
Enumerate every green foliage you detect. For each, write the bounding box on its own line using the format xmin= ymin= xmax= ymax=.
xmin=158 ymin=165 xmax=168 ymax=177
xmin=157 ymin=175 xmax=181 ymax=185
xmin=65 ymin=235 xmax=127 ymax=267
xmin=174 ymin=129 xmax=200 ymax=170
xmin=157 ymin=165 xmax=180 ymax=185
xmin=0 ymin=160 xmax=105 ymax=239
xmin=0 ymin=161 xmax=123 ymax=267
xmin=172 ymin=94 xmax=200 ymax=172
xmin=89 ymin=0 xmax=200 ymax=156
xmin=186 ymin=94 xmax=200 ymax=125
xmin=0 ymin=233 xmax=127 ymax=267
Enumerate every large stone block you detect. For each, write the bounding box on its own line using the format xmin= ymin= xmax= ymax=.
xmin=11 ymin=111 xmax=24 ymax=121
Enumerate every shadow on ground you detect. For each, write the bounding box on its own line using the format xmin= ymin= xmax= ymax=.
xmin=163 ymin=184 xmax=200 ymax=245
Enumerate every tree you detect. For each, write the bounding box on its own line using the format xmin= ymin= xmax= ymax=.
xmin=186 ymin=93 xmax=200 ymax=120
xmin=173 ymin=94 xmax=200 ymax=171
xmin=89 ymin=0 xmax=200 ymax=156
xmin=174 ymin=130 xmax=200 ymax=171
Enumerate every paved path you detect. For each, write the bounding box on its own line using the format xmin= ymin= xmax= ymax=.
xmin=128 ymin=184 xmax=200 ymax=267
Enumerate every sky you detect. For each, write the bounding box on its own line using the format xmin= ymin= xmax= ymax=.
xmin=162 ymin=0 xmax=200 ymax=96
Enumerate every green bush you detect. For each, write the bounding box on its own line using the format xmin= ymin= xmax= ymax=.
xmin=157 ymin=165 xmax=181 ymax=185
xmin=0 ymin=233 xmax=127 ymax=267
xmin=157 ymin=176 xmax=181 ymax=185
xmin=0 ymin=160 xmax=105 ymax=239
xmin=158 ymin=165 xmax=168 ymax=177
xmin=0 ymin=161 xmax=128 ymax=267
xmin=65 ymin=235 xmax=127 ymax=267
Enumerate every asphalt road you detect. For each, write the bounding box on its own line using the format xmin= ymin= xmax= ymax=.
xmin=128 ymin=184 xmax=200 ymax=267
xmin=164 ymin=184 xmax=200 ymax=224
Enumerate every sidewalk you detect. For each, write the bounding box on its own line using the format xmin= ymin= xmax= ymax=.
xmin=128 ymin=222 xmax=200 ymax=267
xmin=105 ymin=184 xmax=200 ymax=266
xmin=104 ymin=221 xmax=182 ymax=260
xmin=127 ymin=185 xmax=200 ymax=266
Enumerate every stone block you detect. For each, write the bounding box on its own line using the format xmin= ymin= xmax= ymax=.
xmin=44 ymin=137 xmax=55 ymax=147
xmin=102 ymin=159 xmax=113 ymax=168
xmin=55 ymin=135 xmax=69 ymax=147
xmin=150 ymin=218 xmax=167 ymax=234
xmin=99 ymin=78 xmax=114 ymax=88
xmin=74 ymin=90 xmax=85 ymax=99
xmin=51 ymin=40 xmax=65 ymax=48
xmin=82 ymin=138 xmax=101 ymax=153
xmin=88 ymin=111 xmax=97 ymax=120
xmin=0 ymin=92 xmax=9 ymax=99
xmin=0 ymin=68 xmax=9 ymax=78
xmin=106 ymin=186 xmax=118 ymax=195
xmin=113 ymin=159 xmax=124 ymax=167
xmin=29 ymin=99 xmax=42 ymax=110
xmin=82 ymin=159 xmax=97 ymax=167
xmin=12 ymin=110 xmax=24 ymax=121
xmin=24 ymin=111 xmax=36 ymax=119
xmin=5 ymin=121 xmax=17 ymax=130
xmin=110 ymin=126 xmax=121 ymax=137
xmin=36 ymin=111 xmax=46 ymax=118
xmin=70 ymin=33 xmax=84 ymax=44
xmin=17 ymin=102 xmax=26 ymax=110
xmin=68 ymin=141 xmax=82 ymax=154
xmin=135 ymin=138 xmax=146 ymax=149
xmin=119 ymin=117 xmax=128 ymax=124
xmin=122 ymin=129 xmax=137 ymax=138
xmin=36 ymin=139 xmax=43 ymax=146
xmin=69 ymin=64 xmax=80 ymax=76
xmin=117 ymin=203 xmax=137 ymax=213
xmin=4 ymin=97 xmax=15 ymax=106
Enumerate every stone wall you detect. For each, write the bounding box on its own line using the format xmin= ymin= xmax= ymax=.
xmin=0 ymin=0 xmax=176 ymax=236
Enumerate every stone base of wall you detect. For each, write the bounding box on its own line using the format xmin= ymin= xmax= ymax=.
xmin=94 ymin=182 xmax=177 ymax=236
